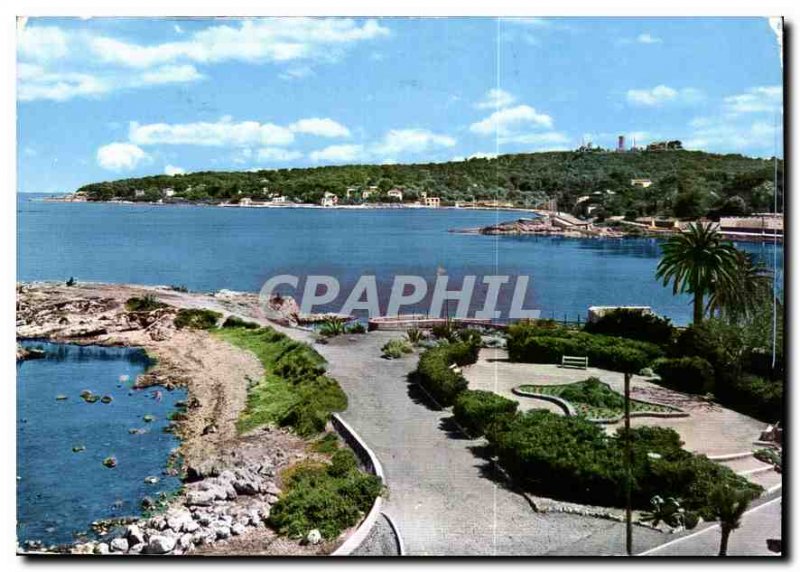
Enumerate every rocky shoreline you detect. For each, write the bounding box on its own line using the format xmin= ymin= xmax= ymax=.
xmin=16 ymin=282 xmax=342 ymax=556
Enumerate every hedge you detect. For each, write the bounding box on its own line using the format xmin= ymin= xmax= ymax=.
xmin=507 ymin=327 xmax=663 ymax=373
xmin=652 ymin=357 xmax=715 ymax=394
xmin=488 ymin=410 xmax=761 ymax=516
xmin=584 ymin=309 xmax=674 ymax=347
xmin=414 ymin=339 xmax=480 ymax=406
xmin=453 ymin=390 xmax=518 ymax=436
xmin=716 ymin=374 xmax=783 ymax=423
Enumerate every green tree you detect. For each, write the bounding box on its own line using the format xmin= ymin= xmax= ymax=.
xmin=708 ymin=484 xmax=753 ymax=556
xmin=656 ymin=223 xmax=739 ymax=324
xmin=707 ymin=251 xmax=773 ymax=322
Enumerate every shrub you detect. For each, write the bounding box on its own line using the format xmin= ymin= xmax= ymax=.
xmin=507 ymin=327 xmax=662 ymax=373
xmin=431 ymin=322 xmax=456 ymax=341
xmin=318 ymin=318 xmax=347 ymax=337
xmin=558 ymin=377 xmax=624 ymax=410
xmin=174 ymin=308 xmax=222 ymax=330
xmin=382 ymin=338 xmax=414 ymax=359
xmin=269 ymin=457 xmax=382 ymax=540
xmin=453 ymin=390 xmax=518 ymax=436
xmin=584 ymin=309 xmax=674 ymax=347
xmin=125 ymin=295 xmax=167 ymax=312
xmin=487 ymin=410 xmax=762 ymax=514
xmin=345 ymin=322 xmax=366 ymax=334
xmin=413 ymin=339 xmax=480 ymax=406
xmin=716 ymin=374 xmax=783 ymax=423
xmin=406 ymin=327 xmax=425 ymax=345
xmin=222 ymin=315 xmax=260 ymax=329
xmin=652 ymin=357 xmax=715 ymax=394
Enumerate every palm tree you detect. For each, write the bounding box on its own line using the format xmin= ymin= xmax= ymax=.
xmin=656 ymin=223 xmax=739 ymax=324
xmin=707 ymin=250 xmax=773 ymax=323
xmin=709 ymin=484 xmax=753 ymax=556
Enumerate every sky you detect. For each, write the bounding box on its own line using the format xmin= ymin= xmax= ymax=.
xmin=17 ymin=17 xmax=784 ymax=193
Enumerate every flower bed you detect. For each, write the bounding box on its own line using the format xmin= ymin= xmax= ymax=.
xmin=515 ymin=377 xmax=684 ymax=422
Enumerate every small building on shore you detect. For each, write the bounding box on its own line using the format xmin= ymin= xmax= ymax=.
xmin=719 ymin=214 xmax=783 ymax=237
xmin=321 ymin=192 xmax=338 ymax=207
xmin=387 ymin=189 xmax=404 ymax=201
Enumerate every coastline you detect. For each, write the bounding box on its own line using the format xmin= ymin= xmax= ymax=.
xmin=15 ymin=282 xmax=357 ymax=556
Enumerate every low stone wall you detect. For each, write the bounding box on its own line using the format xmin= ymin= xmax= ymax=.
xmin=330 ymin=413 xmax=387 ymax=556
xmin=368 ymin=315 xmax=503 ymax=332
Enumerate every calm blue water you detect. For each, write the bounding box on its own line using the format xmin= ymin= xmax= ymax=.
xmin=17 ymin=195 xmax=783 ymax=326
xmin=16 ymin=341 xmax=185 ymax=546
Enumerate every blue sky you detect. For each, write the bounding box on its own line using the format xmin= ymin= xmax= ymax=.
xmin=17 ymin=17 xmax=783 ymax=193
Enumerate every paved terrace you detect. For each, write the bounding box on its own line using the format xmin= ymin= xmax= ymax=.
xmin=463 ymin=348 xmax=766 ymax=457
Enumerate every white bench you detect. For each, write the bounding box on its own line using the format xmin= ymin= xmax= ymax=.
xmin=561 ymin=355 xmax=588 ymax=369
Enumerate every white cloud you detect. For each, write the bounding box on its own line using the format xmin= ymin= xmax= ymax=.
xmin=87 ymin=18 xmax=390 ymax=69
xmin=685 ymin=119 xmax=778 ymax=155
xmin=626 ymin=85 xmax=703 ymax=107
xmin=17 ymin=25 xmax=69 ymax=62
xmin=636 ymin=33 xmax=662 ymax=44
xmin=289 ymin=117 xmax=350 ymax=138
xmin=723 ymin=86 xmax=782 ymax=115
xmin=96 ymin=142 xmax=150 ymax=171
xmin=129 ymin=118 xmax=296 ymax=147
xmin=164 ymin=164 xmax=186 ymax=176
xmin=18 ymin=18 xmax=389 ymax=102
xmin=256 ymin=147 xmax=304 ymax=162
xmin=374 ymin=129 xmax=456 ymax=157
xmin=139 ymin=64 xmax=203 ymax=85
xmin=499 ymin=18 xmax=551 ymax=27
xmin=309 ymin=144 xmax=365 ymax=163
xmin=470 ymin=104 xmax=553 ymax=136
xmin=475 ymin=88 xmax=516 ymax=110
xmin=17 ymin=61 xmax=203 ymax=102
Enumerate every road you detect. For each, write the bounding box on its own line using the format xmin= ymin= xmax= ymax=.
xmin=639 ymin=496 xmax=783 ymax=557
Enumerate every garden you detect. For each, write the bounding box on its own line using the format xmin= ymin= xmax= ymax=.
xmin=515 ymin=377 xmax=681 ymax=421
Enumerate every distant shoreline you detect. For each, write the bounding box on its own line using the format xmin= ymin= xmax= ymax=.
xmin=36 ymin=195 xmax=540 ymax=215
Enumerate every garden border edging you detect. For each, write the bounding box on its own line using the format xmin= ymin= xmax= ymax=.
xmin=330 ymin=413 xmax=387 ymax=556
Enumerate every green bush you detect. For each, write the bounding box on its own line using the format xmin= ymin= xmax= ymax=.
xmin=507 ymin=325 xmax=662 ymax=373
xmin=345 ymin=322 xmax=366 ymax=334
xmin=174 ymin=308 xmax=222 ymax=330
xmin=318 ymin=318 xmax=347 ymax=337
xmin=382 ymin=338 xmax=414 ymax=359
xmin=558 ymin=377 xmax=625 ymax=409
xmin=414 ymin=339 xmax=480 ymax=406
xmin=125 ymin=295 xmax=167 ymax=312
xmin=269 ymin=456 xmax=382 ymax=540
xmin=584 ymin=309 xmax=674 ymax=347
xmin=406 ymin=327 xmax=425 ymax=345
xmin=488 ymin=410 xmax=761 ymax=514
xmin=717 ymin=374 xmax=783 ymax=423
xmin=453 ymin=390 xmax=518 ymax=436
xmin=222 ymin=315 xmax=260 ymax=329
xmin=652 ymin=357 xmax=715 ymax=394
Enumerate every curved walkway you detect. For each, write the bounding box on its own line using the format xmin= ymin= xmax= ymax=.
xmin=304 ymin=332 xmax=666 ymax=555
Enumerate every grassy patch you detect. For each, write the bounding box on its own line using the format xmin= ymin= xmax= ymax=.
xmin=214 ymin=327 xmax=347 ymax=436
xmin=309 ymin=432 xmax=341 ymax=454
xmin=518 ymin=377 xmax=676 ymax=420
